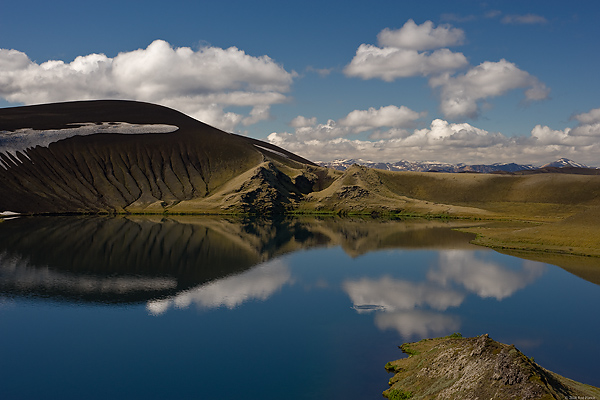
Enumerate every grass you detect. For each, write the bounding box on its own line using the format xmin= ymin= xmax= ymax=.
xmin=384 ymin=362 xmax=399 ymax=372
xmin=460 ymin=212 xmax=600 ymax=257
xmin=370 ymin=169 xmax=600 ymax=255
xmin=444 ymin=332 xmax=463 ymax=339
xmin=384 ymin=389 xmax=413 ymax=400
xmin=400 ymin=343 xmax=420 ymax=357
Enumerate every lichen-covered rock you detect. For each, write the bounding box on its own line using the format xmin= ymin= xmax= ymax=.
xmin=384 ymin=334 xmax=600 ymax=400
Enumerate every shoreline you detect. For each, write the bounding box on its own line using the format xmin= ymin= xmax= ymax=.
xmin=4 ymin=209 xmax=600 ymax=258
xmin=4 ymin=208 xmax=600 ymax=259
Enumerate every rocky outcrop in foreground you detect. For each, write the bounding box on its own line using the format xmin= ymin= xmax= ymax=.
xmin=384 ymin=334 xmax=600 ymax=400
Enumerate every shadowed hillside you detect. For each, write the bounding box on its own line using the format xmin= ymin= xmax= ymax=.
xmin=0 ymin=100 xmax=321 ymax=214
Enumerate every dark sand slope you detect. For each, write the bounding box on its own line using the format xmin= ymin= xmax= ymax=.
xmin=0 ymin=100 xmax=320 ymax=213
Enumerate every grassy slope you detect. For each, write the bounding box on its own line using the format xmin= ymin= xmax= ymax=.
xmin=293 ymin=166 xmax=600 ymax=278
xmin=383 ymin=334 xmax=600 ymax=399
xmin=296 ymin=165 xmax=493 ymax=216
xmin=367 ymin=169 xmax=600 ymax=258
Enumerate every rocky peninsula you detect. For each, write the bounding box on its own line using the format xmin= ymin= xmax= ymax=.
xmin=384 ymin=334 xmax=600 ymax=400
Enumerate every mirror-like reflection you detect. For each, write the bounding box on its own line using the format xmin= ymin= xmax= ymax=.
xmin=0 ymin=215 xmax=477 ymax=303
xmin=0 ymin=216 xmax=598 ymax=400
xmin=342 ymin=250 xmax=547 ymax=338
xmin=147 ymin=259 xmax=293 ymax=315
xmin=344 ymin=276 xmax=465 ymax=312
xmin=374 ymin=310 xmax=461 ymax=338
xmin=430 ymin=251 xmax=546 ymax=300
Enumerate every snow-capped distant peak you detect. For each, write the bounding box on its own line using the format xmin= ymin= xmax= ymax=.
xmin=541 ymin=158 xmax=588 ymax=169
xmin=318 ymin=158 xmax=594 ymax=173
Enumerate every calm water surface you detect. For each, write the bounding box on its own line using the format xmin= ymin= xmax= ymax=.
xmin=0 ymin=216 xmax=599 ymax=399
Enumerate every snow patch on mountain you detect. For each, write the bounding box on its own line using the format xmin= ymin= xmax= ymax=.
xmin=541 ymin=158 xmax=588 ymax=169
xmin=0 ymin=122 xmax=179 ymax=168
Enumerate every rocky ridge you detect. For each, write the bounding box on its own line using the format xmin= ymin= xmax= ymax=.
xmin=384 ymin=334 xmax=600 ymax=400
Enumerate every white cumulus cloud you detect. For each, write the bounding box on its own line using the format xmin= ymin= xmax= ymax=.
xmin=0 ymin=40 xmax=296 ymax=131
xmin=345 ymin=45 xmax=468 ymax=81
xmin=430 ymin=59 xmax=550 ymax=119
xmin=377 ymin=19 xmax=465 ymax=51
xmin=267 ymin=106 xmax=600 ymax=166
xmin=345 ymin=20 xmax=549 ymax=121
xmin=270 ymin=104 xmax=425 ymax=143
xmin=573 ymin=107 xmax=600 ymax=125
xmin=289 ymin=115 xmax=317 ymax=128
xmin=338 ymin=105 xmax=425 ymax=133
xmin=344 ymin=20 xmax=468 ymax=81
xmin=532 ymin=107 xmax=600 ymax=140
xmin=530 ymin=125 xmax=573 ymax=145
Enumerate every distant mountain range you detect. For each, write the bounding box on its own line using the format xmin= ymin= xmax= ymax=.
xmin=317 ymin=157 xmax=594 ymax=173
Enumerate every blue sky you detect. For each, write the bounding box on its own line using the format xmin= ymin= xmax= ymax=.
xmin=2 ymin=0 xmax=600 ymax=165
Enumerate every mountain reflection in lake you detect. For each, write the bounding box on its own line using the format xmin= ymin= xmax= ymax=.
xmin=0 ymin=216 xmax=599 ymax=399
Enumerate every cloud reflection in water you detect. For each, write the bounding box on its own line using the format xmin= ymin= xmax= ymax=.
xmin=147 ymin=259 xmax=292 ymax=315
xmin=343 ymin=276 xmax=464 ymax=312
xmin=343 ymin=250 xmax=546 ymax=339
xmin=375 ymin=310 xmax=461 ymax=338
xmin=429 ymin=251 xmax=546 ymax=300
xmin=0 ymin=252 xmax=177 ymax=294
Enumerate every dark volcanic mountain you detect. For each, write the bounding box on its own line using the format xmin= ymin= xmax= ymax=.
xmin=0 ymin=100 xmax=324 ymax=214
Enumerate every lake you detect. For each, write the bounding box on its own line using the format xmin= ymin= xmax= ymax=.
xmin=0 ymin=216 xmax=599 ymax=399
